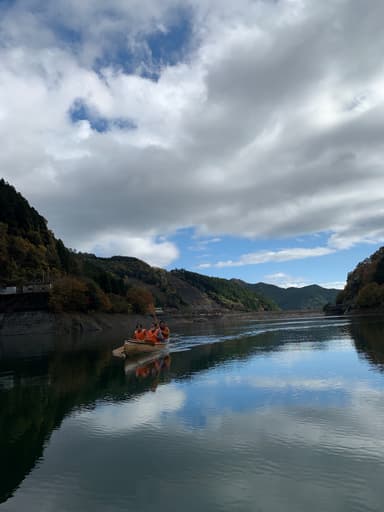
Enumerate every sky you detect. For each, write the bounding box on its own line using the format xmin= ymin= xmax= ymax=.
xmin=1 ymin=0 xmax=384 ymax=289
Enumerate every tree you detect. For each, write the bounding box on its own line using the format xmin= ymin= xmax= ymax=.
xmin=85 ymin=280 xmax=112 ymax=312
xmin=355 ymin=283 xmax=384 ymax=309
xmin=49 ymin=277 xmax=89 ymax=312
xmin=126 ymin=286 xmax=154 ymax=314
xmin=374 ymin=255 xmax=384 ymax=285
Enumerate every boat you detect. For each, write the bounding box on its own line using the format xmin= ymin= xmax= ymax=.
xmin=112 ymin=345 xmax=127 ymax=359
xmin=112 ymin=339 xmax=169 ymax=359
xmin=124 ymin=338 xmax=169 ymax=354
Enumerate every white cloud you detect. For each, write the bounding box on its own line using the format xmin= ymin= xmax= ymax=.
xmin=80 ymin=233 xmax=179 ymax=267
xmin=318 ymin=281 xmax=346 ymax=290
xmin=262 ymin=272 xmax=345 ymax=289
xmin=263 ymin=272 xmax=310 ymax=288
xmin=199 ymin=246 xmax=334 ymax=269
xmin=1 ymin=0 xmax=384 ymax=265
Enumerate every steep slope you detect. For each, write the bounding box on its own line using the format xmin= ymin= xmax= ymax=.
xmin=172 ymin=270 xmax=278 ymax=312
xmin=0 ymin=179 xmax=77 ymax=285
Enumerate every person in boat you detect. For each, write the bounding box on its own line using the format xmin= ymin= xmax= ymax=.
xmin=159 ymin=320 xmax=170 ymax=340
xmin=133 ymin=323 xmax=147 ymax=341
xmin=145 ymin=322 xmax=164 ymax=344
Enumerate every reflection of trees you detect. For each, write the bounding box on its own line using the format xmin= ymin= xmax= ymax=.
xmin=0 ymin=346 xmax=175 ymax=503
xmin=349 ymin=317 xmax=384 ymax=372
xmin=1 ymin=376 xmax=51 ymax=504
xmin=0 ymin=351 xmax=109 ymax=503
xmin=0 ymin=324 xmax=334 ymax=503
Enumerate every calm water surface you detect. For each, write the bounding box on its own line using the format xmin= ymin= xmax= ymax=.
xmin=1 ymin=315 xmax=384 ymax=511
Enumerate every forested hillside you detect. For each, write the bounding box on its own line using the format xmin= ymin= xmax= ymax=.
xmin=0 ymin=178 xmax=77 ymax=285
xmin=337 ymin=247 xmax=384 ymax=310
xmin=0 ymin=179 xmax=276 ymax=314
xmin=171 ymin=269 xmax=277 ymax=312
xmin=239 ymin=281 xmax=339 ymax=311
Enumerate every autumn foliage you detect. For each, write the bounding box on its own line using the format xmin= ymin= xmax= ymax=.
xmin=340 ymin=247 xmax=384 ymax=310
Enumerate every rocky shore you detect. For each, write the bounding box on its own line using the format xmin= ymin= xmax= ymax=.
xmin=0 ymin=311 xmax=142 ymax=336
xmin=0 ymin=309 xmax=327 ymax=337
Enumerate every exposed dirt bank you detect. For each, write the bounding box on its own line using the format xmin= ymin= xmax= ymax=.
xmin=0 ymin=309 xmax=327 ymax=337
xmin=0 ymin=311 xmax=148 ymax=336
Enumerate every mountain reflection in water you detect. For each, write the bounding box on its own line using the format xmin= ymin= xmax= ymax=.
xmin=1 ymin=315 xmax=384 ymax=511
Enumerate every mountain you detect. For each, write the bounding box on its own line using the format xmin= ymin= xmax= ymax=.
xmin=0 ymin=179 xmax=275 ymax=314
xmin=337 ymin=246 xmax=384 ymax=310
xmin=234 ymin=281 xmax=339 ymax=311
xmin=170 ymin=269 xmax=278 ymax=312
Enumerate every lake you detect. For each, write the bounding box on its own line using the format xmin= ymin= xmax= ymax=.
xmin=1 ymin=314 xmax=384 ymax=511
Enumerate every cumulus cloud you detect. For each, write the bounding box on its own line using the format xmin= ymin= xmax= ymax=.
xmin=1 ymin=0 xmax=384 ymax=266
xmin=80 ymin=233 xmax=179 ymax=267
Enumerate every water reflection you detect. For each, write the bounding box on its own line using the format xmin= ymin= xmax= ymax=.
xmin=0 ymin=325 xmax=298 ymax=504
xmin=1 ymin=316 xmax=384 ymax=511
xmin=124 ymin=353 xmax=172 ymax=392
xmin=349 ymin=316 xmax=384 ymax=372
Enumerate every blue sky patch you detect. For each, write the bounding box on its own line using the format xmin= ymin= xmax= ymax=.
xmin=147 ymin=8 xmax=193 ymax=67
xmin=50 ymin=21 xmax=82 ymax=49
xmin=164 ymin=227 xmax=383 ymax=288
xmin=93 ymin=7 xmax=193 ymax=80
xmin=0 ymin=0 xmax=14 ymax=9
xmin=69 ymin=98 xmax=136 ymax=133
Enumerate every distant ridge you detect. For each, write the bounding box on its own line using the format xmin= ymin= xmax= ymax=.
xmin=233 ymin=280 xmax=339 ymax=311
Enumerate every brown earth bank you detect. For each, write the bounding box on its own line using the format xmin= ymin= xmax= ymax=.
xmin=0 ymin=309 xmax=327 ymax=337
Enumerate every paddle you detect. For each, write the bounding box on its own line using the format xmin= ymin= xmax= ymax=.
xmin=148 ymin=302 xmax=159 ymax=323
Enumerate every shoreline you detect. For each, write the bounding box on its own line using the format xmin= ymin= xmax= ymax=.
xmin=0 ymin=309 xmax=329 ymax=337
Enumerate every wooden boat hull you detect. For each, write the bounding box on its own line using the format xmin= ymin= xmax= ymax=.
xmin=112 ymin=339 xmax=170 ymax=359
xmin=124 ymin=340 xmax=169 ymax=355
xmin=112 ymin=345 xmax=126 ymax=359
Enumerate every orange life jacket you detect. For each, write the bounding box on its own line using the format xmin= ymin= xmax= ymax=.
xmin=145 ymin=328 xmax=159 ymax=343
xmin=134 ymin=329 xmax=146 ymax=341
